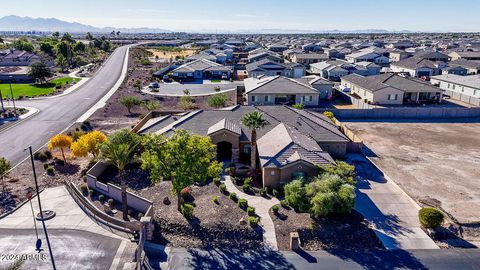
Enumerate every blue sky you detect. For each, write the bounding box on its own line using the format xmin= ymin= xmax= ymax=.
xmin=1 ymin=0 xmax=480 ymax=32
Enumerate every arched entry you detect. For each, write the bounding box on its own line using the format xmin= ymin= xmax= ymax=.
xmin=217 ymin=141 xmax=233 ymax=162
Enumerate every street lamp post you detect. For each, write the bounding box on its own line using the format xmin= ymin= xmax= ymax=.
xmin=25 ymin=146 xmax=57 ymax=270
xmin=8 ymin=76 xmax=17 ymax=115
xmin=0 ymin=80 xmax=4 ymax=112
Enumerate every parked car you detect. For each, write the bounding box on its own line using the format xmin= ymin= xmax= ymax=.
xmin=149 ymin=82 xmax=159 ymax=89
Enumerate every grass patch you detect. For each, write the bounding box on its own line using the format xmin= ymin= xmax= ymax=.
xmin=210 ymin=79 xmax=221 ymax=83
xmin=0 ymin=77 xmax=81 ymax=98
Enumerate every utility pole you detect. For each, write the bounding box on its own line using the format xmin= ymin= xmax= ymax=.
xmin=25 ymin=146 xmax=57 ymax=270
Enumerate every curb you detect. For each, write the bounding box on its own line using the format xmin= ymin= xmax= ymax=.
xmin=0 ymin=106 xmax=40 ymax=134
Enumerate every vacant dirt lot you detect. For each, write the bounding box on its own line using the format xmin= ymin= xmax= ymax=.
xmin=345 ymin=120 xmax=480 ymax=225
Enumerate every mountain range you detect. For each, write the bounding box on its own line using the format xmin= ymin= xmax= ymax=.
xmin=0 ymin=15 xmax=170 ymax=33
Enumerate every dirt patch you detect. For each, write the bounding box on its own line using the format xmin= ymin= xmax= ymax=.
xmin=146 ymin=48 xmax=198 ymax=60
xmin=271 ymin=206 xmax=382 ymax=251
xmin=345 ymin=120 xmax=480 ymax=224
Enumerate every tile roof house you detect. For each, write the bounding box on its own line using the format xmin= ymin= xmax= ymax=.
xmin=0 ymin=49 xmax=41 ymax=66
xmin=310 ymin=60 xmax=381 ymax=81
xmin=246 ymin=58 xmax=305 ymax=78
xmin=431 ymin=74 xmax=480 ymax=103
xmin=137 ymin=105 xmax=348 ymax=187
xmin=171 ymin=59 xmax=232 ymax=81
xmin=341 ymin=73 xmax=443 ymax=105
xmin=390 ymin=56 xmax=446 ymax=78
xmin=244 ymin=76 xmax=321 ymax=106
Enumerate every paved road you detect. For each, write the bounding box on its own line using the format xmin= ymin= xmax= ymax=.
xmin=0 ymin=228 xmax=122 ymax=270
xmin=163 ymin=247 xmax=480 ymax=270
xmin=0 ymin=45 xmax=129 ymax=165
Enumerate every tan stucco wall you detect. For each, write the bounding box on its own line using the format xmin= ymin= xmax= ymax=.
xmin=318 ymin=142 xmax=347 ymax=159
xmin=262 ymin=161 xmax=318 ymax=188
xmin=209 ymin=130 xmax=240 ymax=147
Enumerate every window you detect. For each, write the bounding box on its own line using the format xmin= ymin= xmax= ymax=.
xmin=309 ymin=95 xmax=313 ymax=102
xmin=264 ymin=96 xmax=269 ymax=102
xmin=270 ymin=170 xmax=275 ymax=176
xmin=448 ymin=83 xmax=450 ymax=89
xmin=243 ymin=144 xmax=251 ymax=154
xmin=388 ymin=94 xmax=398 ymax=100
xmin=251 ymin=96 xmax=256 ymax=102
xmin=452 ymin=85 xmax=456 ymax=90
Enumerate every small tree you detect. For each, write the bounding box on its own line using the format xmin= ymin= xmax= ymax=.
xmin=119 ymin=96 xmax=141 ymax=114
xmin=100 ymin=131 xmax=140 ymax=220
xmin=28 ymin=62 xmax=52 ymax=84
xmin=0 ymin=157 xmax=11 ymax=191
xmin=141 ymin=129 xmax=222 ymax=210
xmin=56 ymin=55 xmax=68 ymax=73
xmin=70 ymin=130 xmax=107 ymax=158
xmin=48 ymin=134 xmax=73 ymax=163
xmin=141 ymin=100 xmax=161 ymax=112
xmin=207 ymin=93 xmax=229 ymax=108
xmin=241 ymin=111 xmax=268 ymax=169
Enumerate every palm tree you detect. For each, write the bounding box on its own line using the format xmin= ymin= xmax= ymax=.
xmin=241 ymin=111 xmax=268 ymax=170
xmin=100 ymin=141 xmax=138 ymax=220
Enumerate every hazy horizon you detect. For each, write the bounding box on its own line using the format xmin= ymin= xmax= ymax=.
xmin=1 ymin=0 xmax=480 ymax=33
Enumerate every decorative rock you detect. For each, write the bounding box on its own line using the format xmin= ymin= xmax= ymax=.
xmin=239 ymin=218 xmax=247 ymax=225
xmin=163 ymin=197 xmax=171 ymax=205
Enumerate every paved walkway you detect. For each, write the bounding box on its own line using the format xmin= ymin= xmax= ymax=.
xmin=223 ymin=176 xmax=279 ymax=250
xmin=0 ymin=186 xmax=127 ymax=240
xmin=348 ymin=154 xmax=439 ymax=250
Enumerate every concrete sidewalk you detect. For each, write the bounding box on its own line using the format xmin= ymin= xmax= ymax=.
xmin=224 ymin=176 xmax=279 ymax=250
xmin=349 ymin=154 xmax=439 ymax=250
xmin=0 ymin=186 xmax=126 ymax=240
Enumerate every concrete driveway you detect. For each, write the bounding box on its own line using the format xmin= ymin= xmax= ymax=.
xmin=0 ymin=186 xmax=129 ymax=269
xmin=0 ymin=229 xmax=123 ymax=270
xmin=348 ymin=154 xmax=439 ymax=250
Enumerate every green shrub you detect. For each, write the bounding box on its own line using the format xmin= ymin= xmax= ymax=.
xmin=138 ymin=213 xmax=144 ymax=219
xmin=280 ymin=200 xmax=288 ymax=208
xmin=207 ymin=93 xmax=228 ymax=108
xmin=248 ymin=216 xmax=259 ymax=228
xmin=181 ymin=203 xmax=194 ymax=218
xmin=238 ymin=198 xmax=248 ymax=209
xmin=46 ymin=167 xmax=54 ymax=175
xmin=33 ymin=151 xmax=48 ymax=161
xmin=244 ymin=177 xmax=253 ymax=185
xmin=242 ymin=183 xmax=251 ymax=192
xmin=108 ymin=199 xmax=114 ymax=207
xmin=284 ymin=180 xmax=310 ymax=212
xmin=80 ymin=184 xmax=88 ymax=194
xmin=44 ymin=150 xmax=52 ymax=159
xmin=212 ymin=196 xmax=219 ymax=204
xmin=229 ymin=192 xmax=237 ymax=201
xmin=272 ymin=205 xmax=279 ymax=214
xmin=213 ymin=177 xmax=221 ymax=186
xmin=419 ymin=208 xmax=444 ymax=228
xmin=259 ymin=188 xmax=267 ymax=197
xmin=292 ymin=103 xmax=304 ymax=109
xmin=219 ymin=183 xmax=227 ymax=193
xmin=98 ymin=194 xmax=105 ymax=202
xmin=180 ymin=187 xmax=191 ymax=200
xmin=43 ymin=163 xmax=49 ymax=170
xmin=247 ymin=206 xmax=256 ymax=216
xmin=273 ymin=188 xmax=283 ymax=198
xmin=88 ymin=189 xmax=95 ymax=197
xmin=323 ymin=111 xmax=336 ymax=123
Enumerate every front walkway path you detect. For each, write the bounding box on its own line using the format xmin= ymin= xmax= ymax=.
xmin=223 ymin=176 xmax=280 ymax=250
xmin=348 ymin=154 xmax=439 ymax=250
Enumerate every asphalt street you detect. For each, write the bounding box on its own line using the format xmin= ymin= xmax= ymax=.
xmin=0 ymin=45 xmax=129 ymax=165
xmin=0 ymin=228 xmax=122 ymax=270
xmin=163 ymin=247 xmax=480 ymax=270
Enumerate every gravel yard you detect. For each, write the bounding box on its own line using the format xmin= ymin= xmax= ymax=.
xmin=137 ymin=181 xmax=263 ymax=249
xmin=271 ymin=207 xmax=382 ymax=251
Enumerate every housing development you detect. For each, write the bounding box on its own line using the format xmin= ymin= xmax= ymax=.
xmin=0 ymin=2 xmax=480 ymax=269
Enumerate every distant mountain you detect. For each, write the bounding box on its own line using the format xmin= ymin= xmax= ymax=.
xmin=0 ymin=15 xmax=170 ymax=33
